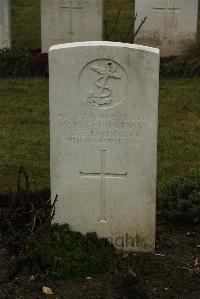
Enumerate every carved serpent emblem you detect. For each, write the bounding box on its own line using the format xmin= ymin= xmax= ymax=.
xmin=87 ymin=61 xmax=121 ymax=107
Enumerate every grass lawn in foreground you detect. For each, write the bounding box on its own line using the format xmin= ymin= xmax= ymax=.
xmin=0 ymin=78 xmax=199 ymax=192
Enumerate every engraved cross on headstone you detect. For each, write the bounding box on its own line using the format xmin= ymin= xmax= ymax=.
xmin=153 ymin=5 xmax=180 ymax=13
xmin=80 ymin=150 xmax=127 ymax=222
xmin=60 ymin=0 xmax=83 ymax=34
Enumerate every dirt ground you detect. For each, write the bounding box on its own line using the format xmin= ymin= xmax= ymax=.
xmin=0 ymin=222 xmax=200 ymax=299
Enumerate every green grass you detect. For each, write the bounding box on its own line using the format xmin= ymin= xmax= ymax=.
xmin=158 ymin=78 xmax=200 ymax=185
xmin=104 ymin=0 xmax=134 ymax=42
xmin=0 ymin=78 xmax=49 ymax=191
xmin=0 ymin=78 xmax=199 ymax=192
xmin=11 ymin=0 xmax=41 ymax=49
xmin=11 ymin=0 xmax=200 ymax=49
xmin=28 ymin=224 xmax=115 ymax=279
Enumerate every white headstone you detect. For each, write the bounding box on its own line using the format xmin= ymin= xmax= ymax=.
xmin=135 ymin=0 xmax=198 ymax=57
xmin=49 ymin=41 xmax=160 ymax=252
xmin=41 ymin=0 xmax=103 ymax=53
xmin=0 ymin=0 xmax=11 ymax=49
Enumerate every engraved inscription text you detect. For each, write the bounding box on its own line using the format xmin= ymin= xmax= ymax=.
xmin=59 ymin=113 xmax=148 ymax=145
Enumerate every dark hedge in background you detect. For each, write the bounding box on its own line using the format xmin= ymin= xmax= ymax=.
xmin=0 ymin=49 xmax=48 ymax=77
xmin=1 ymin=43 xmax=200 ymax=78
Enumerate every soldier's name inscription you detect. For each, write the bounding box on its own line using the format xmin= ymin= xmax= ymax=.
xmin=58 ymin=113 xmax=148 ymax=145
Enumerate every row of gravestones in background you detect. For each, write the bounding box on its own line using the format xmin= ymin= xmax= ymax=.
xmin=0 ymin=0 xmax=199 ymax=57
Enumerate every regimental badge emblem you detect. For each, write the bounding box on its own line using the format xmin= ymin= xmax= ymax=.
xmin=88 ymin=61 xmax=121 ymax=107
xmin=79 ymin=59 xmax=128 ymax=109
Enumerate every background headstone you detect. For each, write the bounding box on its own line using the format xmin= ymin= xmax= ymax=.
xmin=41 ymin=0 xmax=103 ymax=53
xmin=0 ymin=0 xmax=11 ymax=49
xmin=135 ymin=0 xmax=199 ymax=57
xmin=49 ymin=41 xmax=160 ymax=252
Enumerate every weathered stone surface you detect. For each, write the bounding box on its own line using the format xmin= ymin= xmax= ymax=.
xmin=0 ymin=0 xmax=11 ymax=49
xmin=49 ymin=41 xmax=160 ymax=251
xmin=41 ymin=0 xmax=103 ymax=53
xmin=135 ymin=0 xmax=198 ymax=57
